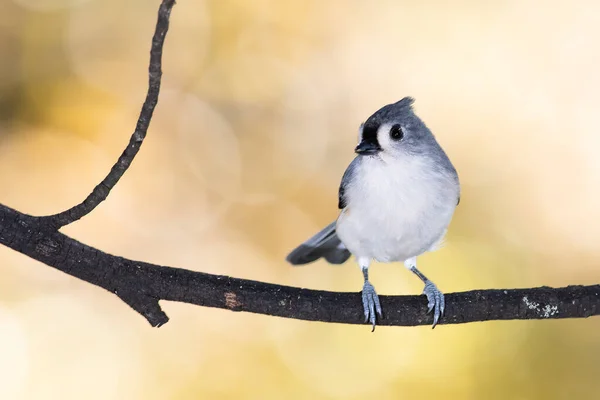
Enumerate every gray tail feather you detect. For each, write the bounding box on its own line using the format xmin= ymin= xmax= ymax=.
xmin=286 ymin=221 xmax=351 ymax=265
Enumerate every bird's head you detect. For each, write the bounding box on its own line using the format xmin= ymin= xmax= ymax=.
xmin=355 ymin=97 xmax=435 ymax=158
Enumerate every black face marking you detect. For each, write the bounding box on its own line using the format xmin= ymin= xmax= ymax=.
xmin=361 ymin=122 xmax=380 ymax=148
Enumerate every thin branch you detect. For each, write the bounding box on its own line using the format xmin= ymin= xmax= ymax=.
xmin=42 ymin=0 xmax=176 ymax=229
xmin=1 ymin=203 xmax=599 ymax=328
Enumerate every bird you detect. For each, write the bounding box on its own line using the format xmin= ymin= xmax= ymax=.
xmin=286 ymin=97 xmax=460 ymax=330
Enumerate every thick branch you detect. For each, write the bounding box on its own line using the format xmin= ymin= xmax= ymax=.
xmin=42 ymin=0 xmax=176 ymax=229
xmin=1 ymin=203 xmax=598 ymax=327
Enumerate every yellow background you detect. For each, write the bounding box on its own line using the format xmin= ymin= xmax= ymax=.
xmin=1 ymin=0 xmax=599 ymax=399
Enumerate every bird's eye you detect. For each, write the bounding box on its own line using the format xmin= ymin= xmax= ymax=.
xmin=389 ymin=124 xmax=404 ymax=140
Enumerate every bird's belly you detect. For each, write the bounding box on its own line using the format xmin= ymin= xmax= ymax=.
xmin=336 ymin=175 xmax=456 ymax=262
xmin=337 ymin=208 xmax=448 ymax=262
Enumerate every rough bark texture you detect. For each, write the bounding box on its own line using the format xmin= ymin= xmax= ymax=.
xmin=1 ymin=0 xmax=599 ymax=329
xmin=1 ymin=204 xmax=599 ymax=327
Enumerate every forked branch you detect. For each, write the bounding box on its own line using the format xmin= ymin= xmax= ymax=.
xmin=1 ymin=203 xmax=599 ymax=327
xmin=0 ymin=0 xmax=598 ymax=329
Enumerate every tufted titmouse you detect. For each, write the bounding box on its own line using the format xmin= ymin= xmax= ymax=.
xmin=286 ymin=97 xmax=460 ymax=330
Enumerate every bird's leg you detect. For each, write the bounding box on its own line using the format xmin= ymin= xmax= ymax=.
xmin=359 ymin=257 xmax=382 ymax=331
xmin=404 ymin=257 xmax=445 ymax=329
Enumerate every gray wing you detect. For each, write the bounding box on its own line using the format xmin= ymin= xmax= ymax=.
xmin=338 ymin=157 xmax=360 ymax=209
xmin=286 ymin=158 xmax=359 ymax=266
xmin=286 ymin=221 xmax=351 ymax=265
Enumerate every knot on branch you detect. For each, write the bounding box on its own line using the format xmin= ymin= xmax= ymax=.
xmin=116 ymin=289 xmax=169 ymax=327
xmin=34 ymin=236 xmax=62 ymax=258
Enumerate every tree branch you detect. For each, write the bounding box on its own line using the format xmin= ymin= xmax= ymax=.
xmin=1 ymin=0 xmax=599 ymax=329
xmin=1 ymin=203 xmax=599 ymax=327
xmin=41 ymin=0 xmax=176 ymax=229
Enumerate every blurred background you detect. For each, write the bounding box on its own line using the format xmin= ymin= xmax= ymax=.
xmin=1 ymin=0 xmax=599 ymax=398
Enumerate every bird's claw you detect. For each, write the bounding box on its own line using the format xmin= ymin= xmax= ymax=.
xmin=362 ymin=281 xmax=382 ymax=331
xmin=423 ymin=280 xmax=445 ymax=329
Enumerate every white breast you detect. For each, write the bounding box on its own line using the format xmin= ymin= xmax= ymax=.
xmin=336 ymin=154 xmax=458 ymax=263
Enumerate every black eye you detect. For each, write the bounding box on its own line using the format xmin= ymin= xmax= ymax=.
xmin=389 ymin=124 xmax=404 ymax=140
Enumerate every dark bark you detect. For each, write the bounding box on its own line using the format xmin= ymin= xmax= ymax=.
xmin=42 ymin=0 xmax=175 ymax=229
xmin=1 ymin=204 xmax=599 ymax=327
xmin=1 ymin=0 xmax=599 ymax=329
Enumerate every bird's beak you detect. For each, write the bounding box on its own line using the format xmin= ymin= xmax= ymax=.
xmin=355 ymin=141 xmax=381 ymax=155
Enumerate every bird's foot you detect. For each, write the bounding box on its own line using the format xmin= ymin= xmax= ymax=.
xmin=362 ymin=280 xmax=382 ymax=331
xmin=423 ymin=280 xmax=445 ymax=329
